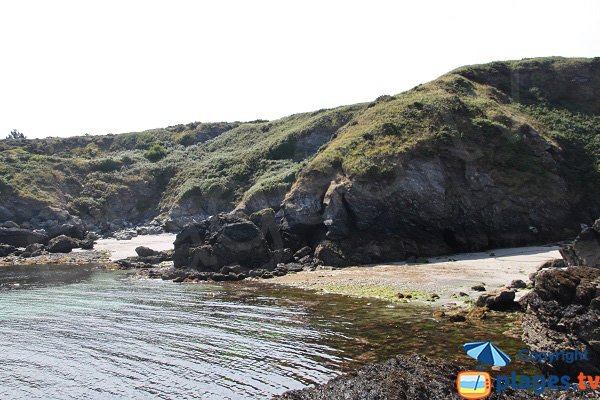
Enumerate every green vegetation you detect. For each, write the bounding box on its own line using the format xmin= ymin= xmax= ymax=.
xmin=1 ymin=57 xmax=598 ymax=225
xmin=144 ymin=143 xmax=168 ymax=162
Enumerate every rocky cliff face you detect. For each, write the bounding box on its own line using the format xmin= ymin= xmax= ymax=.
xmin=1 ymin=58 xmax=599 ymax=253
xmin=281 ymin=58 xmax=600 ymax=263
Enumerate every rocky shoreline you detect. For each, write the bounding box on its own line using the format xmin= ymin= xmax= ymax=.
xmin=1 ymin=206 xmax=599 ymax=398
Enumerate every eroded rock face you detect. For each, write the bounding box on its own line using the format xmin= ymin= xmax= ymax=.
xmin=283 ymin=146 xmax=578 ymax=265
xmin=560 ymin=219 xmax=600 ymax=267
xmin=173 ymin=211 xmax=276 ymax=271
xmin=520 ymin=267 xmax=600 ymax=376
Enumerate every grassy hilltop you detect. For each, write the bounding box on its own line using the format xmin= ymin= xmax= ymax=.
xmin=1 ymin=57 xmax=599 ymax=240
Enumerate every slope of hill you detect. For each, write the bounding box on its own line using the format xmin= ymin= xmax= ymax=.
xmin=1 ymin=57 xmax=599 ymax=262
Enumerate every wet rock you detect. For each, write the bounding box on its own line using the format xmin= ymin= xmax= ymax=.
xmin=521 ymin=266 xmax=600 ymax=376
xmin=1 ymin=221 xmax=19 ymax=228
xmin=560 ymin=219 xmax=600 ymax=267
xmin=47 ymin=235 xmax=78 ymax=253
xmin=135 ymin=246 xmax=161 ymax=258
xmin=476 ymin=289 xmax=518 ymax=311
xmin=0 ymin=227 xmax=49 ymax=247
xmin=275 ymin=354 xmax=542 ymax=400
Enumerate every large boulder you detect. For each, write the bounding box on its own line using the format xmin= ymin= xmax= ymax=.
xmin=47 ymin=235 xmax=78 ymax=253
xmin=47 ymin=222 xmax=86 ymax=240
xmin=560 ymin=218 xmax=600 ymax=267
xmin=520 ymin=266 xmax=600 ymax=376
xmin=135 ymin=246 xmax=161 ymax=257
xmin=475 ymin=289 xmax=519 ymax=311
xmin=0 ymin=227 xmax=49 ymax=247
xmin=173 ymin=211 xmax=274 ymax=271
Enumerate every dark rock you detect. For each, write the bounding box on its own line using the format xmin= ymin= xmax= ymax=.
xmin=219 ymin=265 xmax=245 ymax=275
xmin=173 ymin=212 xmax=272 ymax=271
xmin=47 ymin=235 xmax=78 ymax=253
xmin=560 ymin=219 xmax=600 ymax=267
xmin=269 ymin=248 xmax=293 ymax=266
xmin=274 ymin=355 xmax=543 ymax=400
xmin=537 ymin=258 xmax=566 ymax=271
xmin=135 ymin=246 xmax=160 ymax=257
xmin=282 ymin=263 xmax=304 ymax=272
xmin=210 ymin=273 xmax=238 ymax=282
xmin=0 ymin=244 xmax=16 ymax=256
xmin=293 ymin=246 xmax=313 ymax=260
xmin=250 ymin=208 xmax=283 ymax=250
xmin=1 ymin=221 xmax=19 ymax=228
xmin=521 ymin=266 xmax=600 ymax=376
xmin=22 ymin=243 xmax=45 ymax=258
xmin=508 ymin=279 xmax=527 ymax=289
xmin=0 ymin=227 xmax=49 ymax=247
xmin=476 ymin=289 xmax=518 ymax=311
xmin=314 ymin=241 xmax=347 ymax=267
xmin=114 ymin=229 xmax=138 ymax=240
xmin=471 ymin=284 xmax=486 ymax=291
xmin=136 ymin=225 xmax=163 ymax=235
xmin=248 ymin=269 xmax=267 ymax=278
xmin=47 ymin=223 xmax=86 ymax=240
xmin=78 ymin=233 xmax=95 ymax=250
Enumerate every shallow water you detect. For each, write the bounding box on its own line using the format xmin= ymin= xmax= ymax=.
xmin=0 ymin=265 xmax=535 ymax=399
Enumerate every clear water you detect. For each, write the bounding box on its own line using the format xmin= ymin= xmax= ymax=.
xmin=0 ymin=264 xmax=533 ymax=399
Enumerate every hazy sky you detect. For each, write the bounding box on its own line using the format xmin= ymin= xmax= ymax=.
xmin=1 ymin=1 xmax=599 ymax=138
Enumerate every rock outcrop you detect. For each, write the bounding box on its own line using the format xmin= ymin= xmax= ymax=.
xmin=560 ymin=218 xmax=600 ymax=267
xmin=521 ymin=219 xmax=600 ymax=377
xmin=0 ymin=228 xmax=49 ymax=247
xmin=275 ymin=355 xmax=549 ymax=400
xmin=173 ymin=211 xmax=285 ymax=272
xmin=47 ymin=235 xmax=79 ymax=253
xmin=521 ymin=266 xmax=600 ymax=376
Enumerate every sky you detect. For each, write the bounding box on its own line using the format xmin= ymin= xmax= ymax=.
xmin=0 ymin=1 xmax=599 ymax=139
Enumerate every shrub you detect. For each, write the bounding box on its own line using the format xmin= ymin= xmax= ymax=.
xmin=144 ymin=143 xmax=167 ymax=162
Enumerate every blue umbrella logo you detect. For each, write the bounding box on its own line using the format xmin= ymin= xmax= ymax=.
xmin=464 ymin=342 xmax=511 ymax=367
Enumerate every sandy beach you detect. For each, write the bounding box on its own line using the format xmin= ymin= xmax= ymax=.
xmin=270 ymin=245 xmax=561 ymax=306
xmin=91 ymin=233 xmax=177 ymax=260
